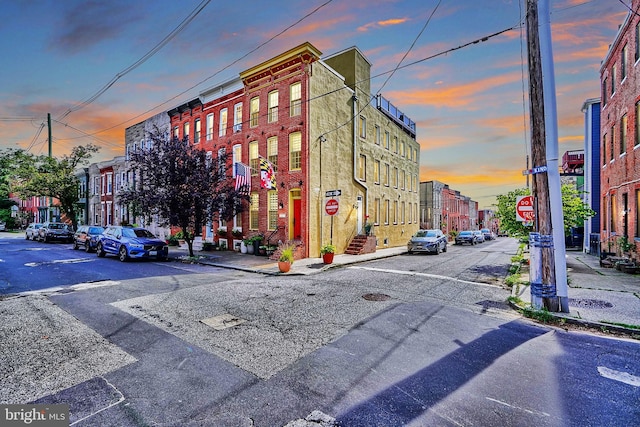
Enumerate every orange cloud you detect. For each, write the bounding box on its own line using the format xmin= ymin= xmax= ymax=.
xmin=358 ymin=17 xmax=409 ymax=32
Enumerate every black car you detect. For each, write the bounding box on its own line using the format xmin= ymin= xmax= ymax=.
xmin=37 ymin=222 xmax=73 ymax=243
xmin=455 ymin=230 xmax=480 ymax=245
xmin=73 ymin=225 xmax=105 ymax=252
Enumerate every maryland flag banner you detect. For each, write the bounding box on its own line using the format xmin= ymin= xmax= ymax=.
xmin=260 ymin=157 xmax=276 ymax=189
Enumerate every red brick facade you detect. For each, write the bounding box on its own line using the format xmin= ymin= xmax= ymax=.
xmin=599 ymin=0 xmax=640 ymax=257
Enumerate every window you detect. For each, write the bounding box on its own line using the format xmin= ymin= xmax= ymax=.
xmin=268 ymin=90 xmax=278 ymax=123
xmin=620 ymin=114 xmax=627 ymax=155
xmin=267 ymin=136 xmax=278 ymax=171
xmin=289 ymin=132 xmax=301 ymax=170
xmin=611 ymin=124 xmax=616 ymax=161
xmin=401 ymin=201 xmax=406 ymax=224
xmin=401 ymin=170 xmax=406 ymax=190
xmin=107 ymin=173 xmax=113 ymax=195
xmin=392 ymin=167 xmax=398 ymax=188
xmin=401 ymin=140 xmax=406 ymax=157
xmin=384 ymin=199 xmax=390 ymax=225
xmin=391 ymin=136 xmax=397 ymax=153
xmin=268 ymin=190 xmax=278 ymax=230
xmin=359 ymin=116 xmax=366 ymax=138
xmin=374 ymin=198 xmax=380 ymax=225
xmin=218 ymin=147 xmax=226 ymax=176
xmin=622 ymin=44 xmax=628 ymax=80
xmin=250 ymin=193 xmax=259 ymax=229
xmin=183 ymin=122 xmax=190 ymax=141
xmin=249 ymin=141 xmax=259 ymax=176
xmin=232 ymin=144 xmax=242 ymax=176
xmin=611 ymin=65 xmax=616 ymax=95
xmin=385 ymin=131 xmax=390 ymax=149
xmin=373 ymin=160 xmax=380 ymax=184
xmin=602 ymin=133 xmax=607 ymax=165
xmin=602 ymin=77 xmax=608 ymax=105
xmin=636 ymin=23 xmax=640 ymax=62
xmin=636 ymin=101 xmax=640 ymax=147
xmin=219 ymin=108 xmax=227 ymax=137
xmin=375 ymin=125 xmax=381 ymax=145
xmin=358 ymin=154 xmax=366 ymax=181
xmin=290 ymin=82 xmax=301 ymax=117
xmin=173 ymin=126 xmax=179 ymax=140
xmin=383 ymin=163 xmax=389 ymax=186
xmin=194 ymin=119 xmax=201 ymax=144
xmin=250 ymin=97 xmax=259 ymax=127
xmin=233 ymin=103 xmax=243 ymax=132
xmin=636 ymin=189 xmax=640 ymax=238
xmin=206 ymin=114 xmax=214 ymax=140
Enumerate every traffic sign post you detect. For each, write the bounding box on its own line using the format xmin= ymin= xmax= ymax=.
xmin=516 ymin=195 xmax=535 ymax=223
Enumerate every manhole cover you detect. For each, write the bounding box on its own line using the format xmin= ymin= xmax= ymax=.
xmin=362 ymin=293 xmax=391 ymax=301
xmin=568 ymin=298 xmax=613 ymax=309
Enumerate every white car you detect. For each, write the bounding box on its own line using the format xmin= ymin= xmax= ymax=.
xmin=0 ymin=222 xmax=5 ymax=231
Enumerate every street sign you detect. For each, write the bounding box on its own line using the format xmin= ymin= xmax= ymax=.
xmin=522 ymin=165 xmax=548 ymax=175
xmin=516 ymin=195 xmax=535 ymax=222
xmin=325 ymin=198 xmax=339 ymax=216
xmin=325 ymin=189 xmax=341 ymax=197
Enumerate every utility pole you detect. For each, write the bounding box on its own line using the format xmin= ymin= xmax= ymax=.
xmin=526 ymin=0 xmax=558 ymax=311
xmin=47 ymin=113 xmax=53 ymax=222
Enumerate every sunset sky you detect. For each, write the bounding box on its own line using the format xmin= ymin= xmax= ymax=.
xmin=0 ymin=0 xmax=630 ymax=208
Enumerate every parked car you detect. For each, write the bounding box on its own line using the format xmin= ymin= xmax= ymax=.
xmin=480 ymin=228 xmax=495 ymax=241
xmin=37 ymin=222 xmax=74 ymax=243
xmin=96 ymin=226 xmax=168 ymax=262
xmin=455 ymin=230 xmax=480 ymax=245
xmin=407 ymin=229 xmax=447 ymax=254
xmin=73 ymin=225 xmax=105 ymax=252
xmin=473 ymin=230 xmax=485 ymax=243
xmin=0 ymin=222 xmax=6 ymax=231
xmin=25 ymin=223 xmax=43 ymax=240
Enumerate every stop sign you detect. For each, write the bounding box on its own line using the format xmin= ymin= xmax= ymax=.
xmin=325 ymin=198 xmax=339 ymax=216
xmin=516 ymin=195 xmax=535 ymax=222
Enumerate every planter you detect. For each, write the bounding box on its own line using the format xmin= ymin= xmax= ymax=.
xmin=322 ymin=252 xmax=334 ymax=264
xmin=253 ymin=240 xmax=261 ymax=256
xmin=278 ymin=261 xmax=291 ymax=273
xmin=247 ymin=244 xmax=254 ymax=254
xmin=240 ymin=242 xmax=248 ymax=254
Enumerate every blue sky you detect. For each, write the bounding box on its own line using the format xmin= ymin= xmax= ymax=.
xmin=0 ymin=0 xmax=630 ymax=208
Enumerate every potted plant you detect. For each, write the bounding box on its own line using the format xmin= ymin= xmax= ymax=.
xmin=320 ymin=243 xmax=336 ymax=264
xmin=217 ymin=227 xmax=228 ymax=238
xmin=278 ymin=246 xmax=294 ymax=273
xmin=232 ymin=228 xmax=243 ymax=239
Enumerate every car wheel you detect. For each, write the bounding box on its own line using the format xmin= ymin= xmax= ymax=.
xmin=43 ymin=235 xmax=48 ymax=243
xmin=96 ymin=243 xmax=106 ymax=257
xmin=118 ymin=246 xmax=128 ymax=262
xmin=442 ymin=242 xmax=447 ymax=253
xmin=85 ymin=242 xmax=91 ymax=253
xmin=25 ymin=234 xmax=29 ymax=240
xmin=73 ymin=240 xmax=79 ymax=250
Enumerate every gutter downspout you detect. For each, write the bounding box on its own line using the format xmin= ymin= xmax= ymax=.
xmin=352 ymin=94 xmax=368 ymax=232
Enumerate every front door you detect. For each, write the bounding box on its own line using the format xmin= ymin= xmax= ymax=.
xmin=291 ymin=190 xmax=302 ymax=240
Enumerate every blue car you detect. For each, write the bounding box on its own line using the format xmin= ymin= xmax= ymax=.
xmin=96 ymin=226 xmax=168 ymax=262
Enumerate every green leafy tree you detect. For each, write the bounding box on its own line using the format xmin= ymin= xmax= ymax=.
xmin=495 ymin=184 xmax=594 ymax=238
xmin=118 ymin=129 xmax=249 ymax=257
xmin=8 ymin=145 xmax=99 ymax=230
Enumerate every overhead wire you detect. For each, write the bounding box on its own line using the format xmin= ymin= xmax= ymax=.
xmin=56 ymin=0 xmax=212 ymax=121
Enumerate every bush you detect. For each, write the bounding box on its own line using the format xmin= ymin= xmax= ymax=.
xmin=320 ymin=243 xmax=336 ymax=255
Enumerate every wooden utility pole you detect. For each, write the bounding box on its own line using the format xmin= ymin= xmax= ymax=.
xmin=526 ymin=0 xmax=558 ymax=311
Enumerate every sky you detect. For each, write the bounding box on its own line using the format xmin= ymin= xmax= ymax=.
xmin=0 ymin=0 xmax=631 ymax=209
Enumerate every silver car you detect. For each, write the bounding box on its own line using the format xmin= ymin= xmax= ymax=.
xmin=25 ymin=223 xmax=43 ymax=240
xmin=407 ymin=229 xmax=447 ymax=254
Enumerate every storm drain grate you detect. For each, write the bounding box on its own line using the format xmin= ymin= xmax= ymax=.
xmin=201 ymin=314 xmax=247 ymax=330
xmin=362 ymin=293 xmax=391 ymax=301
xmin=568 ymin=298 xmax=613 ymax=309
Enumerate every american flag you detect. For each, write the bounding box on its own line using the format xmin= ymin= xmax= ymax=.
xmin=234 ymin=162 xmax=251 ymax=194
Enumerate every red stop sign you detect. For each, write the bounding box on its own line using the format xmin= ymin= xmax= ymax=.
xmin=516 ymin=195 xmax=535 ymax=222
xmin=325 ymin=198 xmax=339 ymax=216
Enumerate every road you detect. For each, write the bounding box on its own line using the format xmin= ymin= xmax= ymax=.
xmin=1 ymin=235 xmax=639 ymax=426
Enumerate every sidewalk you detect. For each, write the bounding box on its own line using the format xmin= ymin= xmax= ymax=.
xmin=512 ymin=249 xmax=640 ymax=335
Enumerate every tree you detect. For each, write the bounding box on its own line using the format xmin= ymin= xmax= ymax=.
xmin=119 ymin=129 xmax=249 ymax=257
xmin=8 ymin=145 xmax=99 ymax=230
xmin=495 ymin=185 xmax=595 ymax=238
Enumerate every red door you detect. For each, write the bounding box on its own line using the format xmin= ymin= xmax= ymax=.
xmin=293 ymin=199 xmax=302 ymax=240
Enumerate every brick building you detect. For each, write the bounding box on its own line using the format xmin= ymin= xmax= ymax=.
xmin=599 ymin=0 xmax=640 ymax=257
xmin=162 ymin=42 xmax=420 ymax=257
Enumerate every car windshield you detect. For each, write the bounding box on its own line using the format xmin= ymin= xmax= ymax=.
xmin=122 ymin=228 xmax=156 ymax=238
xmin=415 ymin=230 xmax=438 ymax=238
xmin=481 ymin=229 xmax=490 ymax=233
xmin=459 ymin=231 xmax=472 ymax=236
xmin=49 ymin=223 xmax=67 ymax=229
xmin=89 ymin=227 xmax=104 ymax=234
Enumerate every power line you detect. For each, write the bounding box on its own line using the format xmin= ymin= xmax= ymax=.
xmin=51 ymin=119 xmax=121 ymax=148
xmin=57 ymin=0 xmax=212 ymax=121
xmin=69 ymin=0 xmax=334 ymax=139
